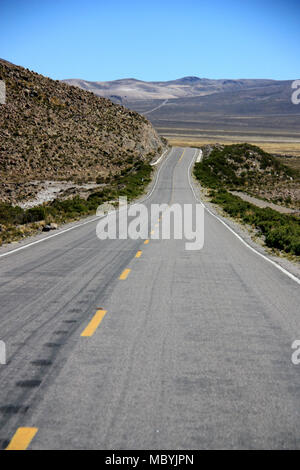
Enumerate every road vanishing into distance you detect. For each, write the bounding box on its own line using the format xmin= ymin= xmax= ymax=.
xmin=0 ymin=147 xmax=300 ymax=450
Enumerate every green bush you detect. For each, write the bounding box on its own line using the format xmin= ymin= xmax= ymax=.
xmin=23 ymin=206 xmax=46 ymax=223
xmin=0 ymin=159 xmax=153 ymax=244
xmin=193 ymin=144 xmax=300 ymax=257
xmin=209 ymin=190 xmax=300 ymax=256
xmin=0 ymin=203 xmax=25 ymax=225
xmin=193 ymin=143 xmax=297 ymax=189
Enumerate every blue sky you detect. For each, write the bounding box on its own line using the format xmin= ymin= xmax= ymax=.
xmin=0 ymin=0 xmax=299 ymax=81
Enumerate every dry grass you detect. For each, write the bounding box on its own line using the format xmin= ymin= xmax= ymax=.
xmin=277 ymin=156 xmax=300 ymax=172
xmin=167 ymin=137 xmax=300 ymax=156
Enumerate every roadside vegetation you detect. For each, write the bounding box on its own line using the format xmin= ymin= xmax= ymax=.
xmin=194 ymin=143 xmax=300 ymax=257
xmin=0 ymin=161 xmax=152 ymax=246
xmin=194 ymin=143 xmax=297 ymax=190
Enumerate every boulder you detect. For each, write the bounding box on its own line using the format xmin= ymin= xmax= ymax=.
xmin=42 ymin=223 xmax=58 ymax=232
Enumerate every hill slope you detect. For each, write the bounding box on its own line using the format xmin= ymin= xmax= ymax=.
xmin=62 ymin=76 xmax=278 ymax=102
xmin=195 ymin=143 xmax=300 ymax=208
xmin=193 ymin=143 xmax=300 ymax=256
xmin=0 ymin=59 xmax=164 ymax=204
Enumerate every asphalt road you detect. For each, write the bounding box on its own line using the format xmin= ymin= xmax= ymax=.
xmin=0 ymin=147 xmax=300 ymax=450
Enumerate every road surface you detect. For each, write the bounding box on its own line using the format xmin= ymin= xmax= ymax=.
xmin=0 ymin=147 xmax=300 ymax=450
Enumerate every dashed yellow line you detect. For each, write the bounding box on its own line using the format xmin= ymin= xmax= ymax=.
xmin=168 ymin=149 xmax=186 ymax=205
xmin=119 ymin=268 xmax=131 ymax=280
xmin=150 ymin=230 xmax=155 ymax=235
xmin=178 ymin=149 xmax=185 ymax=162
xmin=6 ymin=427 xmax=38 ymax=450
xmin=81 ymin=309 xmax=107 ymax=337
xmin=144 ymin=239 xmax=149 ymax=245
xmin=135 ymin=251 xmax=142 ymax=258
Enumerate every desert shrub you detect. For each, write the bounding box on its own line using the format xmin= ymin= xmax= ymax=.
xmin=96 ymin=175 xmax=105 ymax=184
xmin=0 ymin=203 xmax=25 ymax=225
xmin=210 ymin=190 xmax=300 ymax=256
xmin=23 ymin=206 xmax=46 ymax=223
xmin=193 ymin=143 xmax=298 ymax=189
xmin=0 ymin=159 xmax=153 ymax=245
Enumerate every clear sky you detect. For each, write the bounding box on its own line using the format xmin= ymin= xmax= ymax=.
xmin=0 ymin=0 xmax=299 ymax=81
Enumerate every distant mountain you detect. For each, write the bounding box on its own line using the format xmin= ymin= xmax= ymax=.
xmin=149 ymin=81 xmax=297 ymax=117
xmin=0 ymin=59 xmax=164 ymax=204
xmin=62 ymin=76 xmax=279 ymax=103
xmin=62 ymin=76 xmax=300 ymax=144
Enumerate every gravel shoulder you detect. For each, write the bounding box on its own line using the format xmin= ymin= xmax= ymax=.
xmin=230 ymin=190 xmax=298 ymax=214
xmin=18 ymin=181 xmax=102 ymax=209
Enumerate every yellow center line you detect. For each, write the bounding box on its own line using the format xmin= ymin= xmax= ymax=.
xmin=81 ymin=309 xmax=107 ymax=337
xmin=6 ymin=427 xmax=38 ymax=451
xmin=150 ymin=230 xmax=155 ymax=235
xmin=135 ymin=250 xmax=142 ymax=258
xmin=144 ymin=239 xmax=149 ymax=245
xmin=169 ymin=149 xmax=186 ymax=205
xmin=119 ymin=268 xmax=131 ymax=280
xmin=178 ymin=149 xmax=185 ymax=162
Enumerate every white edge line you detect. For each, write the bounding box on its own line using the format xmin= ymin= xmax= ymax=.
xmin=188 ymin=149 xmax=300 ymax=286
xmin=150 ymin=148 xmax=169 ymax=166
xmin=0 ymin=216 xmax=101 ymax=259
xmin=0 ymin=148 xmax=175 ymax=259
xmin=196 ymin=149 xmax=203 ymax=163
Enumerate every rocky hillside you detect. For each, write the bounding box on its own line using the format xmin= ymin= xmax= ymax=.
xmin=196 ymin=143 xmax=300 ymax=209
xmin=0 ymin=59 xmax=164 ymax=204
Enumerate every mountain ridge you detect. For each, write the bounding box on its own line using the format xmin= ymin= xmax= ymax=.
xmin=62 ymin=74 xmax=300 ymax=156
xmin=62 ymin=76 xmax=283 ymax=102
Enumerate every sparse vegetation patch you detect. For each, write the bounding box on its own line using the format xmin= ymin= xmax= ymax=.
xmin=194 ymin=143 xmax=300 ymax=257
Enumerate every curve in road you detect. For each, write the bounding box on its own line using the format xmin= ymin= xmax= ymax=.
xmin=0 ymin=147 xmax=300 ymax=450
